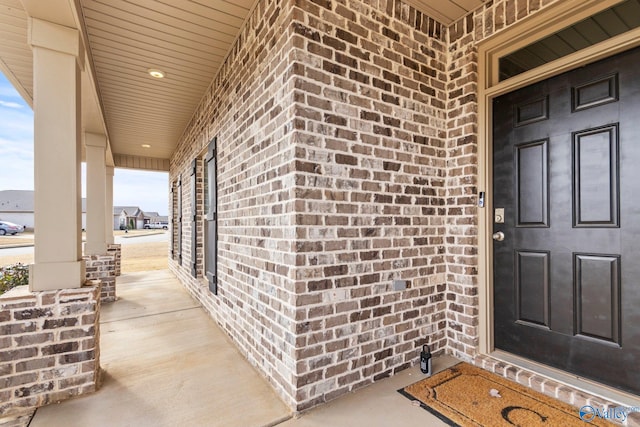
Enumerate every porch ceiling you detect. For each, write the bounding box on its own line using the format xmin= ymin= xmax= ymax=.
xmin=0 ymin=0 xmax=485 ymax=169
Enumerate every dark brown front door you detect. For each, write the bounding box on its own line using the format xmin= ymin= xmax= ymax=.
xmin=493 ymin=46 xmax=640 ymax=394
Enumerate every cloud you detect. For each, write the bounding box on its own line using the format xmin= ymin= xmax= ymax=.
xmin=0 ymin=137 xmax=34 ymax=190
xmin=0 ymin=100 xmax=23 ymax=109
xmin=0 ymin=138 xmax=33 ymax=160
xmin=0 ymin=78 xmax=33 ymax=145
xmin=0 ymin=84 xmax=25 ymax=100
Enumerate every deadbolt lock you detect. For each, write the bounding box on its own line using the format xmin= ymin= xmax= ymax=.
xmin=494 ymin=208 xmax=505 ymax=223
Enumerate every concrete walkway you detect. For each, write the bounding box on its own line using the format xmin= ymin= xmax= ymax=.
xmin=30 ymin=269 xmax=452 ymax=427
xmin=282 ymin=360 xmax=455 ymax=427
xmin=30 ymin=270 xmax=291 ymax=427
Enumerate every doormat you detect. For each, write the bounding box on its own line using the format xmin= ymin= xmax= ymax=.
xmin=399 ymin=363 xmax=614 ymax=426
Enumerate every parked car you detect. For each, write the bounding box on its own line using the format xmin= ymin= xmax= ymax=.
xmin=0 ymin=221 xmax=24 ymax=235
xmin=143 ymin=222 xmax=168 ymax=230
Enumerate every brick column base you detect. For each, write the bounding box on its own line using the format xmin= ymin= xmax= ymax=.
xmin=0 ymin=281 xmax=101 ymax=422
xmin=107 ymin=244 xmax=121 ymax=277
xmin=83 ymin=255 xmax=117 ymax=303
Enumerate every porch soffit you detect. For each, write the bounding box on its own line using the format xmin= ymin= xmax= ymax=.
xmin=0 ymin=0 xmax=484 ymax=169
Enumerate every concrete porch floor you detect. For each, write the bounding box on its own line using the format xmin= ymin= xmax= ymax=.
xmin=30 ymin=270 xmax=452 ymax=427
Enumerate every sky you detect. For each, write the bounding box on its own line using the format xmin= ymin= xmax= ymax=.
xmin=0 ymin=72 xmax=168 ymax=215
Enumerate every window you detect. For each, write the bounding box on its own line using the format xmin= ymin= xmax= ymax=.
xmin=499 ymin=0 xmax=640 ymax=81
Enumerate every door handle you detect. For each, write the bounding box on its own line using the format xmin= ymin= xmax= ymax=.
xmin=493 ymin=231 xmax=505 ymax=242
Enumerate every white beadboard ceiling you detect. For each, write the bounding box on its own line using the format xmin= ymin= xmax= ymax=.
xmin=79 ymin=0 xmax=256 ymax=162
xmin=0 ymin=0 xmax=32 ymax=102
xmin=0 ymin=0 xmax=484 ymax=169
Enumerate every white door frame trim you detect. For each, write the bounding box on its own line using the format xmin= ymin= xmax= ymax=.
xmin=476 ymin=0 xmax=640 ymax=355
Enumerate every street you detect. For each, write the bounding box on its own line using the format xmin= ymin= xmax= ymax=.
xmin=0 ymin=231 xmax=168 ymax=257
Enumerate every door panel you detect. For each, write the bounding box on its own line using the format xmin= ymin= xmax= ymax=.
xmin=515 ymin=139 xmax=549 ymax=227
xmin=515 ymin=250 xmax=550 ymax=327
xmin=573 ymin=125 xmax=619 ymax=227
xmin=493 ymin=46 xmax=640 ymax=394
xmin=574 ymin=253 xmax=620 ymax=345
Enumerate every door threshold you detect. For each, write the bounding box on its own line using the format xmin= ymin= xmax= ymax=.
xmin=489 ymin=350 xmax=640 ymax=408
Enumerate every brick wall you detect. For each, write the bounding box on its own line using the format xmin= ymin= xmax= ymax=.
xmin=169 ymin=0 xmax=609 ymax=413
xmin=84 ymin=255 xmax=116 ymax=303
xmin=0 ymin=281 xmax=101 ymax=420
xmin=170 ymin=180 xmax=179 ymax=263
xmin=289 ymin=0 xmax=450 ymax=410
xmin=444 ymin=0 xmax=563 ymax=361
xmin=107 ymin=244 xmax=121 ymax=277
xmin=170 ymin=0 xmax=300 ymax=408
xmin=169 ymin=0 xmax=456 ymax=411
xmin=193 ymin=158 xmax=204 ymax=278
xmin=444 ymin=5 xmax=480 ymax=362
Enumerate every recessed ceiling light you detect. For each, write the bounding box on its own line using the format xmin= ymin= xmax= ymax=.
xmin=141 ymin=144 xmax=151 ymax=148
xmin=147 ymin=69 xmax=165 ymax=79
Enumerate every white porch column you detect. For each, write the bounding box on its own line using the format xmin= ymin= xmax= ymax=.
xmin=106 ymin=166 xmax=115 ymax=244
xmin=84 ymin=132 xmax=108 ymax=255
xmin=28 ymin=18 xmax=85 ymax=291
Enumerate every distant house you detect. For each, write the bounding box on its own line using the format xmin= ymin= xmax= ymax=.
xmin=142 ymin=212 xmax=159 ymax=225
xmin=113 ymin=207 xmax=167 ymax=230
xmin=113 ymin=206 xmax=145 ymax=230
xmin=0 ymin=190 xmax=86 ymax=230
xmin=142 ymin=212 xmax=169 ymax=226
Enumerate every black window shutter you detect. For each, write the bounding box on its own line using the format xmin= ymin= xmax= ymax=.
xmin=170 ymin=182 xmax=175 ymax=258
xmin=178 ymin=175 xmax=182 ymax=266
xmin=205 ymin=138 xmax=218 ymax=294
xmin=190 ymin=159 xmax=198 ymax=277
